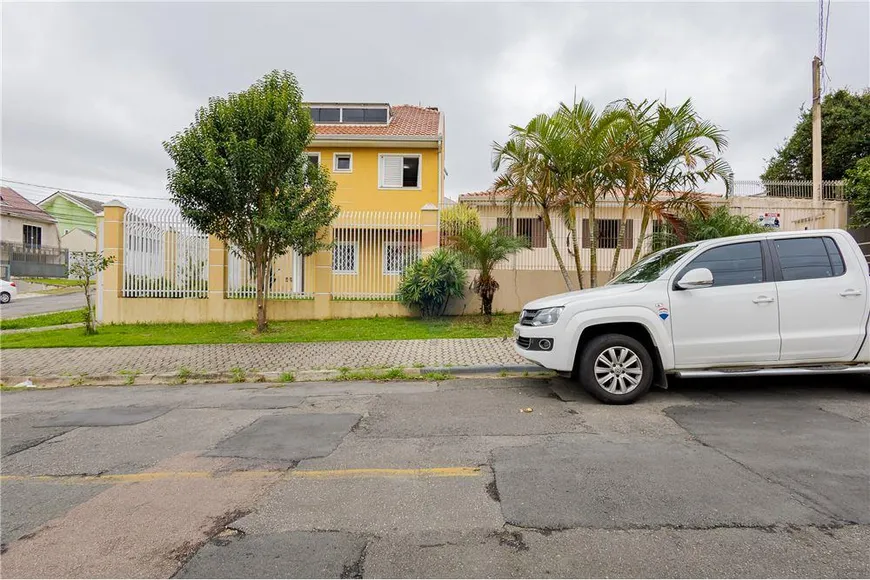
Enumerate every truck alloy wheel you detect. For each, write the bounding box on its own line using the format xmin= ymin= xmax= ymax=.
xmin=579 ymin=334 xmax=653 ymax=404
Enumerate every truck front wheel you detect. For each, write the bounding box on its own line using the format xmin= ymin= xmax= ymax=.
xmin=578 ymin=334 xmax=653 ymax=404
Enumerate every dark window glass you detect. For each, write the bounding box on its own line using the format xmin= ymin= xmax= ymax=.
xmin=822 ymin=237 xmax=846 ymax=276
xmin=516 ymin=218 xmax=547 ymax=248
xmin=682 ymin=241 xmax=763 ymax=287
xmin=23 ymin=225 xmax=42 ymax=248
xmin=364 ymin=108 xmax=388 ymax=123
xmin=335 ymin=155 xmax=351 ymax=170
xmin=341 ymin=108 xmax=365 ymax=122
xmin=310 ymin=107 xmax=339 ymax=123
xmin=610 ymin=244 xmax=698 ymax=285
xmin=307 ymin=154 xmax=319 ymax=166
xmin=775 ymin=237 xmax=844 ymax=281
xmin=402 ymin=157 xmax=420 ymax=187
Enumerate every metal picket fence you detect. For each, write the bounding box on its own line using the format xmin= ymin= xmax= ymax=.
xmin=226 ymin=248 xmax=311 ymax=299
xmin=331 ymin=211 xmax=422 ymax=300
xmin=730 ymin=180 xmax=845 ymax=200
xmin=122 ymin=208 xmax=209 ymax=298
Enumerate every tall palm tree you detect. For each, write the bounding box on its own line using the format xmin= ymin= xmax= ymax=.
xmin=551 ymin=100 xmax=636 ymax=287
xmin=624 ymin=98 xmax=732 ymax=264
xmin=492 ymin=118 xmax=574 ymax=291
xmin=448 ymin=226 xmax=530 ymax=320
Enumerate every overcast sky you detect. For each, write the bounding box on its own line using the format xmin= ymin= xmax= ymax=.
xmin=2 ymin=1 xmax=868 ymax=207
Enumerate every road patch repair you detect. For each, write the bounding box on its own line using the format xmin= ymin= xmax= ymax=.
xmin=1 ymin=376 xmax=868 ymax=578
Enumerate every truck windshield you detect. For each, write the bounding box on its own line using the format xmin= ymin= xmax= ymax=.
xmin=608 ymin=244 xmax=698 ymax=285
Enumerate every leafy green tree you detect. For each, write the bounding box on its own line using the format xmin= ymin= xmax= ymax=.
xmin=396 ymin=249 xmax=467 ymax=318
xmin=69 ymin=251 xmax=115 ymax=335
xmin=439 ymin=203 xmax=481 ymax=239
xmin=649 ymin=205 xmax=766 ymax=249
xmin=164 ymin=70 xmax=339 ymax=331
xmin=447 ymin=226 xmax=529 ymax=320
xmin=761 ymin=89 xmax=870 ymax=181
xmin=844 ymin=156 xmax=870 ymax=229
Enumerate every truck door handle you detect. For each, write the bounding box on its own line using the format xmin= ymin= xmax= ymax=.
xmin=839 ymin=289 xmax=863 ymax=297
xmin=753 ymin=296 xmax=775 ymax=304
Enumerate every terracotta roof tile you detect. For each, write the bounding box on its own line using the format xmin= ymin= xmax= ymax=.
xmin=458 ymin=189 xmax=725 ymax=203
xmin=0 ymin=187 xmax=57 ymax=222
xmin=314 ymin=105 xmax=441 ymax=138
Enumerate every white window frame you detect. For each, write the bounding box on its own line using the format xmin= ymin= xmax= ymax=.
xmin=378 ymin=153 xmax=422 ymax=190
xmin=333 ymin=152 xmax=353 ymax=173
xmin=306 ymin=152 xmax=321 ymax=167
xmin=382 ymin=241 xmax=420 ymax=276
xmin=332 ymin=241 xmax=358 ymax=275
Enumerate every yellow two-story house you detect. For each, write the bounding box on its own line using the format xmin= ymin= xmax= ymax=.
xmin=305 ymin=102 xmax=445 ymax=298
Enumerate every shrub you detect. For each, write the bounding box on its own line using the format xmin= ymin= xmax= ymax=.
xmin=397 ymin=249 xmax=467 ymax=318
xmin=440 ymin=204 xmax=481 ymax=243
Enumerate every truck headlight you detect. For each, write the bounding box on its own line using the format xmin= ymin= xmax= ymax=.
xmin=530 ymin=307 xmax=563 ymax=326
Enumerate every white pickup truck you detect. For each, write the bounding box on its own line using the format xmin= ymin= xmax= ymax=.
xmin=514 ymin=229 xmax=870 ymax=403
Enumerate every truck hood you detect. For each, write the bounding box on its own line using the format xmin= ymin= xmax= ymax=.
xmin=523 ymin=283 xmax=648 ymax=310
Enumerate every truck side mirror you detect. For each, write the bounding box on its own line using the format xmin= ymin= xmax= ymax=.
xmin=676 ymin=268 xmax=714 ymax=290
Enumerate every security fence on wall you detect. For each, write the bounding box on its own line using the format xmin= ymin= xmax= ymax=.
xmin=331 ymin=211 xmax=422 ymax=300
xmin=729 ymin=180 xmax=845 ymax=200
xmin=226 ymin=248 xmax=310 ymax=300
xmin=122 ymin=208 xmax=209 ymax=298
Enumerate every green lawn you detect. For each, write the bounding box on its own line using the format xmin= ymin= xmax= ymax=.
xmin=21 ymin=277 xmax=83 ymax=287
xmin=1 ymin=309 xmax=86 ymax=330
xmin=0 ymin=314 xmax=518 ymax=349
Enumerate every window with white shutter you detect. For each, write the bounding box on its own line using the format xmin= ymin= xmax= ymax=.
xmin=379 ymin=154 xmax=421 ymax=189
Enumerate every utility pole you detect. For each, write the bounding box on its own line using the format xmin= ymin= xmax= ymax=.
xmin=811 ymin=56 xmax=823 ymax=204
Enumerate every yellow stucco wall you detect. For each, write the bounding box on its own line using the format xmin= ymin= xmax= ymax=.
xmin=307 ymin=147 xmax=440 ymax=211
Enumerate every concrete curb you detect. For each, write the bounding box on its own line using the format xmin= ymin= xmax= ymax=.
xmin=2 ymin=323 xmax=85 ymax=335
xmin=1 ymin=364 xmax=546 ymax=389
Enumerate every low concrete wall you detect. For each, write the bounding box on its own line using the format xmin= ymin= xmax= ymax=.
xmin=448 ymin=269 xmax=613 ymax=316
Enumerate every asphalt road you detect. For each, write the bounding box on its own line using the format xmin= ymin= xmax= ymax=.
xmin=0 ymin=292 xmax=85 ymax=319
xmin=1 ymin=376 xmax=868 ymax=578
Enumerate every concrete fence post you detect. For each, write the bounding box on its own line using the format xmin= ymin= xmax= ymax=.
xmin=421 ymin=203 xmax=440 ymax=257
xmin=314 ymin=225 xmax=333 ymax=319
xmin=99 ymin=200 xmax=127 ymax=323
xmin=207 ymin=235 xmax=227 ymax=319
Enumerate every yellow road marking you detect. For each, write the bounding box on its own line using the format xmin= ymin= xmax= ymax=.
xmin=288 ymin=467 xmax=480 ymax=479
xmin=0 ymin=466 xmax=480 ymax=484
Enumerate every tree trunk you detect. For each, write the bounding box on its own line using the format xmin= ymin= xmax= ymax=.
xmin=83 ymin=278 xmax=94 ymax=335
xmin=589 ymin=201 xmax=599 ymax=288
xmin=631 ymin=208 xmax=651 ymax=265
xmin=610 ymin=193 xmax=631 ymax=278
xmin=541 ymin=210 xmax=573 ymax=291
xmin=568 ymin=208 xmax=584 ymax=290
xmin=255 ymin=247 xmax=268 ymax=332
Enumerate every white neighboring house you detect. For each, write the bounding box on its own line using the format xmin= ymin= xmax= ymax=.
xmin=61 ymin=228 xmax=98 ymax=253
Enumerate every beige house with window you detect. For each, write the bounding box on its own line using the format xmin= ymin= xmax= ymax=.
xmin=1 ymin=187 xmax=61 ymax=249
xmin=454 ymin=188 xmax=850 ymax=311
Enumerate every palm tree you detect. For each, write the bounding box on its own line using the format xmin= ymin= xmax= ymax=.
xmin=448 ymin=225 xmax=530 ymax=320
xmin=551 ymin=100 xmax=636 ymax=287
xmin=623 ymin=98 xmax=732 ymax=265
xmin=492 ymin=117 xmax=574 ymax=291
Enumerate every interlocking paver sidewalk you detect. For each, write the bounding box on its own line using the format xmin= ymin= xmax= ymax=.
xmin=0 ymin=338 xmax=527 ymax=378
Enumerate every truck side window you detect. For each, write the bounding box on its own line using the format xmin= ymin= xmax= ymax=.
xmin=774 ymin=237 xmax=845 ymax=281
xmin=679 ymin=241 xmax=763 ymax=287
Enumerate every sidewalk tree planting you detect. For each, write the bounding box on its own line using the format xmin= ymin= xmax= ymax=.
xmin=164 ymin=70 xmax=339 ymax=332
xmin=69 ymin=251 xmax=115 ymax=335
xmin=448 ymin=225 xmax=529 ymax=320
xmin=397 ymin=249 xmax=467 ymax=318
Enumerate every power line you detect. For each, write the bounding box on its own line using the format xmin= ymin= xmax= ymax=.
xmin=0 ymin=178 xmax=171 ymax=202
xmin=821 ymin=0 xmax=832 ymax=93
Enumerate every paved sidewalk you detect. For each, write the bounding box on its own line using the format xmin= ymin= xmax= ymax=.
xmin=0 ymin=338 xmax=527 ymax=378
